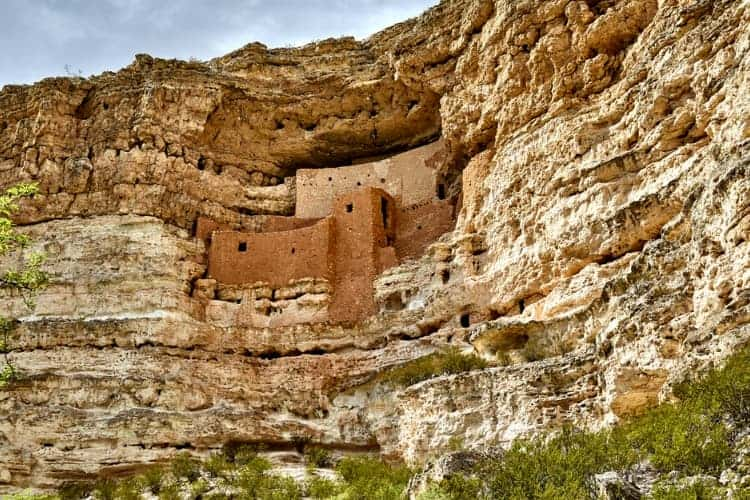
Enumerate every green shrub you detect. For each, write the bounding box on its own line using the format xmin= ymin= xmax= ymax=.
xmin=190 ymin=478 xmax=211 ymax=498
xmin=113 ymin=477 xmax=144 ymax=500
xmin=480 ymin=428 xmax=631 ymax=499
xmin=649 ymin=479 xmax=722 ymax=499
xmin=416 ymin=485 xmax=452 ymax=500
xmin=233 ymin=463 xmax=301 ymax=500
xmin=306 ymin=476 xmax=343 ymax=499
xmin=417 ymin=474 xmax=484 ymax=500
xmin=438 ymin=474 xmax=483 ymax=500
xmin=157 ymin=481 xmax=182 ymax=500
xmin=222 ymin=443 xmax=264 ymax=466
xmin=171 ymin=452 xmax=201 ymax=482
xmin=138 ymin=466 xmax=165 ymax=494
xmin=426 ymin=347 xmax=750 ymax=499
xmin=59 ymin=482 xmax=92 ymax=500
xmin=335 ymin=457 xmax=414 ymax=500
xmin=3 ymin=491 xmax=58 ymax=500
xmin=381 ymin=348 xmax=488 ymax=387
xmin=621 ymin=401 xmax=731 ymax=475
xmin=231 ymin=455 xmax=303 ymax=499
xmin=91 ymin=479 xmax=118 ymax=500
xmin=204 ymin=452 xmax=233 ymax=477
xmin=674 ymin=347 xmax=750 ymax=427
xmin=305 ymin=447 xmax=333 ymax=468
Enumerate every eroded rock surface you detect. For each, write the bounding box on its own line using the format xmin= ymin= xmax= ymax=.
xmin=0 ymin=0 xmax=749 ymax=491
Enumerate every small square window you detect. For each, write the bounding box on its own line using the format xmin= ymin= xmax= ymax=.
xmin=238 ymin=242 xmax=248 ymax=252
xmin=346 ymin=203 xmax=353 ymax=213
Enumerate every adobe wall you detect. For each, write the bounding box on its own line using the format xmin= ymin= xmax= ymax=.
xmin=258 ymin=215 xmax=321 ymax=233
xmin=295 ymin=140 xmax=445 ymax=219
xmin=395 ymin=201 xmax=456 ymax=261
xmin=329 ymin=187 xmax=396 ymax=323
xmin=195 ymin=216 xmax=235 ymax=242
xmin=208 ymin=218 xmax=334 ymax=287
xmin=197 ymin=215 xmax=321 ymax=242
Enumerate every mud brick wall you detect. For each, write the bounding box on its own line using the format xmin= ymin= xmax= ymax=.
xmin=396 ymin=201 xmax=456 ymax=260
xmin=295 ymin=140 xmax=444 ymax=219
xmin=258 ymin=215 xmax=321 ymax=233
xmin=195 ymin=216 xmax=234 ymax=242
xmin=329 ymin=187 xmax=396 ymax=323
xmin=208 ymin=218 xmax=334 ymax=287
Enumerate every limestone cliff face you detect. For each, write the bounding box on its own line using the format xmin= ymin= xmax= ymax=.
xmin=1 ymin=0 xmax=749 ymax=490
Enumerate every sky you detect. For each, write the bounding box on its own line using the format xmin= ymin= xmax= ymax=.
xmin=0 ymin=0 xmax=438 ymax=87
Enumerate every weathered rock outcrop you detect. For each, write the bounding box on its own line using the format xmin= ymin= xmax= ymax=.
xmin=0 ymin=0 xmax=748 ymax=491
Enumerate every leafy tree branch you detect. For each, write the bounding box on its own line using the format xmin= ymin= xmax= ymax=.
xmin=0 ymin=183 xmax=48 ymax=387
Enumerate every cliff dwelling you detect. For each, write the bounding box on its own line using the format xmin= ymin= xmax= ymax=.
xmin=196 ymin=140 xmax=456 ymax=326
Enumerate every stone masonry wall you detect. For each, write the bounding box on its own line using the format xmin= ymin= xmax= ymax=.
xmin=208 ymin=218 xmax=333 ymax=287
xmin=295 ymin=140 xmax=444 ymax=218
xmin=330 ymin=188 xmax=396 ymax=323
xmin=395 ymin=201 xmax=456 ymax=261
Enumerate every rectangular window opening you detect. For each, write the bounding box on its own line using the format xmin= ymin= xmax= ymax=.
xmin=381 ymin=197 xmax=389 ymax=228
xmin=238 ymin=242 xmax=248 ymax=252
xmin=346 ymin=203 xmax=354 ymax=213
xmin=437 ymin=183 xmax=446 ymax=200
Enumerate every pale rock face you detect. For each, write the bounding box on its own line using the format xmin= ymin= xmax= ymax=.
xmin=0 ymin=0 xmax=749 ymax=491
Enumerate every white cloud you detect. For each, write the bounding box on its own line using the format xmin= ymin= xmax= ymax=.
xmin=0 ymin=0 xmax=438 ymax=87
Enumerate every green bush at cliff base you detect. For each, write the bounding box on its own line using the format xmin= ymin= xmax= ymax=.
xmin=422 ymin=345 xmax=750 ymax=500
xmin=334 ymin=457 xmax=414 ymax=500
xmin=305 ymin=446 xmax=334 ymax=468
xmin=3 ymin=492 xmax=58 ymax=500
xmin=380 ymin=347 xmax=488 ymax=387
xmin=649 ymin=479 xmax=724 ymax=500
xmin=19 ymin=347 xmax=750 ymax=500
xmin=306 ymin=475 xmax=343 ymax=499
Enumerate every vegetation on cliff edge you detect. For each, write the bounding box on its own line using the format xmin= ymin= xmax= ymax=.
xmin=423 ymin=344 xmax=750 ymax=499
xmin=0 ymin=183 xmax=47 ymax=388
xmin=6 ymin=346 xmax=750 ymax=499
xmin=379 ymin=347 xmax=488 ymax=387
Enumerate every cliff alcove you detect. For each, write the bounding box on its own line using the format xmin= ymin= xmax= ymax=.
xmin=0 ymin=0 xmax=749 ymax=493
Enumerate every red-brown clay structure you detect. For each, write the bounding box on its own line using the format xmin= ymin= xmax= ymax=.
xmin=202 ymin=140 xmax=456 ymax=324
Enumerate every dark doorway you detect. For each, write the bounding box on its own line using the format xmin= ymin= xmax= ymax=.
xmin=381 ymin=198 xmax=389 ymax=228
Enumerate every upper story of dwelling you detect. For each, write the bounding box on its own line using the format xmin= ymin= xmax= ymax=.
xmin=295 ymin=140 xmax=446 ymax=219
